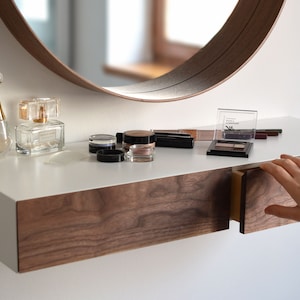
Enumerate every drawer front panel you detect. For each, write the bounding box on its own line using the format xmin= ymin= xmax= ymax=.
xmin=240 ymin=168 xmax=295 ymax=233
xmin=17 ymin=168 xmax=231 ymax=272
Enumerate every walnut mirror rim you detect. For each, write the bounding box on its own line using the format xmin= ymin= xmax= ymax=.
xmin=0 ymin=0 xmax=285 ymax=103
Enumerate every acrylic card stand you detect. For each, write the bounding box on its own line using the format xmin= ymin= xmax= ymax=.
xmin=207 ymin=108 xmax=257 ymax=158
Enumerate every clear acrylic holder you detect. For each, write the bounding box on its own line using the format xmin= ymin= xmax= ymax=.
xmin=207 ymin=108 xmax=257 ymax=158
xmin=214 ymin=108 xmax=258 ymax=141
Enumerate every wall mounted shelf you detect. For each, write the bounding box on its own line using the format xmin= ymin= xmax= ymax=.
xmin=0 ymin=117 xmax=299 ymax=272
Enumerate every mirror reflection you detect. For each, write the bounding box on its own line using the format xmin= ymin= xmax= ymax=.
xmin=14 ymin=0 xmax=238 ymax=87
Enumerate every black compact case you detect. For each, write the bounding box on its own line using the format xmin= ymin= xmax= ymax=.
xmin=206 ymin=140 xmax=252 ymax=158
xmin=154 ymin=132 xmax=194 ymax=148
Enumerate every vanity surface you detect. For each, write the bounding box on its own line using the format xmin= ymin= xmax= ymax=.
xmin=0 ymin=116 xmax=300 ymax=202
xmin=0 ymin=116 xmax=299 ymax=272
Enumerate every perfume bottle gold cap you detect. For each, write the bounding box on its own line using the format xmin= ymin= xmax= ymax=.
xmin=19 ymin=97 xmax=60 ymax=122
xmin=0 ymin=102 xmax=6 ymax=122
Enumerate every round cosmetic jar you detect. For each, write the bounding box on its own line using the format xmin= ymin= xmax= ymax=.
xmin=123 ymin=130 xmax=156 ymax=151
xmin=125 ymin=144 xmax=155 ymax=162
xmin=123 ymin=130 xmax=156 ymax=162
xmin=89 ymin=134 xmax=116 ymax=153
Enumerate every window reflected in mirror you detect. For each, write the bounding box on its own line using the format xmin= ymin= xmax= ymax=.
xmin=14 ymin=0 xmax=238 ymax=87
xmin=159 ymin=0 xmax=238 ymax=65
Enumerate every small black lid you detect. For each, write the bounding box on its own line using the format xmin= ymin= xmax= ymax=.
xmin=97 ymin=149 xmax=125 ymax=162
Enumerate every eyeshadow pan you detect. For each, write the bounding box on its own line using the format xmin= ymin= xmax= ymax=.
xmin=215 ymin=142 xmax=246 ymax=150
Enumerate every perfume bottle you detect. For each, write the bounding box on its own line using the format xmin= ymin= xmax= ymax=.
xmin=15 ymin=97 xmax=64 ymax=155
xmin=0 ymin=102 xmax=11 ymax=158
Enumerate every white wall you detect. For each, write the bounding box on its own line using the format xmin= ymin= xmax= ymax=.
xmin=1 ymin=1 xmax=300 ymax=299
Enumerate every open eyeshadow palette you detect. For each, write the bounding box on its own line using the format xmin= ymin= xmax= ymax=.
xmin=206 ymin=139 xmax=253 ymax=158
xmin=206 ymin=108 xmax=257 ymax=158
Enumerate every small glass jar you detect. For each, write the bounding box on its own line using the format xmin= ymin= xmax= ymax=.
xmin=123 ymin=130 xmax=156 ymax=151
xmin=123 ymin=130 xmax=156 ymax=162
xmin=125 ymin=144 xmax=155 ymax=162
xmin=89 ymin=134 xmax=116 ymax=153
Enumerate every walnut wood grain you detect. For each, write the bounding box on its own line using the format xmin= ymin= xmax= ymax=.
xmin=234 ymin=168 xmax=295 ymax=234
xmin=17 ymin=168 xmax=231 ymax=272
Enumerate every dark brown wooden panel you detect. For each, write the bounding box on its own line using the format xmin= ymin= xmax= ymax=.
xmin=17 ymin=168 xmax=231 ymax=272
xmin=232 ymin=168 xmax=296 ymax=234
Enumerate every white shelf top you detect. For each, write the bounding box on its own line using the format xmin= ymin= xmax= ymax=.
xmin=1 ymin=116 xmax=300 ymax=202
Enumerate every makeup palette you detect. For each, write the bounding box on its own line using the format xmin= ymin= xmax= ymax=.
xmin=206 ymin=140 xmax=253 ymax=158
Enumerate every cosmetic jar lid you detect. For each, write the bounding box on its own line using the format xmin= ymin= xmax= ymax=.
xmin=97 ymin=149 xmax=124 ymax=162
xmin=123 ymin=130 xmax=156 ymax=145
xmin=89 ymin=134 xmax=116 ymax=153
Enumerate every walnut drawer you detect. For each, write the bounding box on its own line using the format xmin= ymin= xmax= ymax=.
xmin=16 ymin=168 xmax=231 ymax=272
xmin=231 ymin=168 xmax=296 ymax=234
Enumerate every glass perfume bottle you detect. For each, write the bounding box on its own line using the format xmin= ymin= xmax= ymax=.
xmin=15 ymin=97 xmax=64 ymax=155
xmin=0 ymin=102 xmax=11 ymax=158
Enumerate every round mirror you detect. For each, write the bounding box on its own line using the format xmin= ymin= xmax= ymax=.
xmin=0 ymin=0 xmax=285 ymax=102
xmin=13 ymin=0 xmax=239 ymax=88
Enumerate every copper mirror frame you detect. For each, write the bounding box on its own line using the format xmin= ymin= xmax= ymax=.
xmin=0 ymin=0 xmax=285 ymax=102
